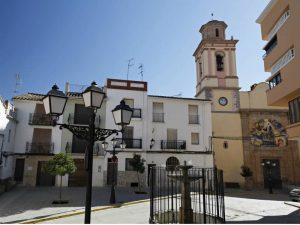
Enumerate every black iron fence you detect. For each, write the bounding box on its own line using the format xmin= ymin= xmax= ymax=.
xmin=28 ymin=113 xmax=53 ymax=126
xmin=26 ymin=142 xmax=54 ymax=154
xmin=115 ymin=138 xmax=142 ymax=149
xmin=149 ymin=166 xmax=225 ymax=224
xmin=132 ymin=108 xmax=142 ymax=118
xmin=161 ymin=140 xmax=186 ymax=150
xmin=65 ymin=142 xmax=105 ymax=156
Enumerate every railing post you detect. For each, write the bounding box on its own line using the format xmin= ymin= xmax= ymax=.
xmin=214 ymin=168 xmax=220 ymax=223
xmin=149 ymin=166 xmax=154 ymax=224
xmin=202 ymin=168 xmax=206 ymax=224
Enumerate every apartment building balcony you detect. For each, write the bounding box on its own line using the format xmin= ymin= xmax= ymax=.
xmin=263 ymin=35 xmax=277 ymax=59
xmin=25 ymin=142 xmax=54 ymax=155
xmin=189 ymin=115 xmax=200 ymax=124
xmin=65 ymin=142 xmax=105 ymax=155
xmin=6 ymin=108 xmax=17 ymax=120
xmin=115 ymin=138 xmax=142 ymax=149
xmin=161 ymin=140 xmax=186 ymax=150
xmin=28 ymin=113 xmax=53 ymax=126
xmin=132 ymin=108 xmax=142 ymax=118
xmin=67 ymin=113 xmax=101 ymax=127
xmin=153 ymin=113 xmax=164 ymax=122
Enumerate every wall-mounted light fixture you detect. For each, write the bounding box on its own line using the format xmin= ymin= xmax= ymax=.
xmin=150 ymin=138 xmax=155 ymax=149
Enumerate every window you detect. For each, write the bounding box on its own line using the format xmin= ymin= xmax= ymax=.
xmin=153 ymin=102 xmax=164 ymax=122
xmin=199 ymin=62 xmax=203 ymax=77
xmin=123 ymin=99 xmax=134 ymax=108
xmin=263 ymin=35 xmax=277 ymax=57
xmin=125 ymin=158 xmax=134 ymax=171
xmin=166 ymin=157 xmax=179 ymax=171
xmin=289 ymin=97 xmax=300 ymax=124
xmin=216 ymin=29 xmax=219 ymax=37
xmin=188 ymin=105 xmax=199 ymax=124
xmin=269 ymin=73 xmax=281 ymax=89
xmin=216 ymin=55 xmax=224 ymax=71
xmin=191 ymin=133 xmax=199 ymax=145
xmin=223 ymin=141 xmax=228 ymax=149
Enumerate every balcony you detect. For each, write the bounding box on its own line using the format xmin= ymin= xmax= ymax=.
xmin=25 ymin=142 xmax=54 ymax=155
xmin=67 ymin=113 xmax=101 ymax=127
xmin=65 ymin=142 xmax=105 ymax=155
xmin=6 ymin=108 xmax=17 ymax=120
xmin=267 ymin=10 xmax=290 ymax=41
xmin=132 ymin=108 xmax=142 ymax=118
xmin=153 ymin=113 xmax=164 ymax=122
xmin=115 ymin=138 xmax=142 ymax=149
xmin=28 ymin=113 xmax=53 ymax=126
xmin=161 ymin=140 xmax=186 ymax=150
xmin=189 ymin=115 xmax=200 ymax=124
xmin=271 ymin=48 xmax=295 ymax=75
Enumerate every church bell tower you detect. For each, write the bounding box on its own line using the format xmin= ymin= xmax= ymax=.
xmin=194 ymin=20 xmax=240 ymax=112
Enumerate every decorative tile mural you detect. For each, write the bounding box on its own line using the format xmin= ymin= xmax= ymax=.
xmin=250 ymin=119 xmax=287 ymax=147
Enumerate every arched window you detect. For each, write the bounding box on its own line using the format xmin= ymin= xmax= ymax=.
xmin=216 ymin=28 xmax=219 ymax=37
xmin=216 ymin=54 xmax=224 ymax=71
xmin=166 ymin=157 xmax=179 ymax=171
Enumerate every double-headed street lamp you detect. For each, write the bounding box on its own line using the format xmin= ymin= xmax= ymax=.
xmin=261 ymin=160 xmax=276 ymax=194
xmin=42 ymin=82 xmax=133 ymax=224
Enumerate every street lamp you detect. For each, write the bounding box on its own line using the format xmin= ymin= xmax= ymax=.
xmin=261 ymin=160 xmax=276 ymax=194
xmin=43 ymin=82 xmax=133 ymax=224
xmin=101 ymin=137 xmax=126 ymax=204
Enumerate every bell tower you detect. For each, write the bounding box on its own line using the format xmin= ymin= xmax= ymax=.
xmin=194 ymin=20 xmax=240 ymax=112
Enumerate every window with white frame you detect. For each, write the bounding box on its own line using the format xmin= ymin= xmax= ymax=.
xmin=191 ymin=133 xmax=199 ymax=145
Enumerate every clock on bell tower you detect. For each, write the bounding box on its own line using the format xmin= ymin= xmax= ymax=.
xmin=193 ymin=20 xmax=241 ymax=112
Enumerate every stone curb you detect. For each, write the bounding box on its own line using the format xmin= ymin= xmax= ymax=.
xmin=20 ymin=199 xmax=150 ymax=224
xmin=284 ymin=201 xmax=300 ymax=208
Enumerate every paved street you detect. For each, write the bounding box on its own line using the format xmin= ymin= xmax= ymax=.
xmin=0 ymin=186 xmax=300 ymax=223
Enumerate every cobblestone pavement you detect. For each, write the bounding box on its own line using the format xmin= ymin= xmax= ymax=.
xmin=1 ymin=186 xmax=300 ymax=224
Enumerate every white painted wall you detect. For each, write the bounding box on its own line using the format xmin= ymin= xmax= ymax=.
xmin=0 ymin=99 xmax=17 ymax=180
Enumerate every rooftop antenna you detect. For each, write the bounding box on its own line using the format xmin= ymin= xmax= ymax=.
xmin=126 ymin=58 xmax=134 ymax=80
xmin=14 ymin=73 xmax=22 ymax=93
xmin=138 ymin=64 xmax=144 ymax=81
xmin=172 ymin=92 xmax=182 ymax=97
xmin=211 ymin=13 xmax=214 ymax=20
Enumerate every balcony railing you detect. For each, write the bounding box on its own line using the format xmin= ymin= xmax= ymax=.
xmin=263 ymin=35 xmax=277 ymax=59
xmin=132 ymin=108 xmax=142 ymax=118
xmin=189 ymin=115 xmax=199 ymax=124
xmin=28 ymin=113 xmax=53 ymax=126
xmin=153 ymin=113 xmax=164 ymax=122
xmin=67 ymin=113 xmax=101 ymax=127
xmin=26 ymin=142 xmax=54 ymax=154
xmin=271 ymin=48 xmax=295 ymax=75
xmin=65 ymin=142 xmax=105 ymax=156
xmin=161 ymin=140 xmax=186 ymax=150
xmin=6 ymin=108 xmax=17 ymax=120
xmin=267 ymin=10 xmax=290 ymax=41
xmin=115 ymin=138 xmax=142 ymax=149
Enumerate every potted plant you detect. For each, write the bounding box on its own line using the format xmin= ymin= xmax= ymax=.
xmin=43 ymin=153 xmax=77 ymax=204
xmin=240 ymin=165 xmax=253 ymax=190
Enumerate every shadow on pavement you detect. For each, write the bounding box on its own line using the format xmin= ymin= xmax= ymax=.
xmin=228 ymin=208 xmax=300 ymax=224
xmin=225 ymin=188 xmax=290 ymax=201
xmin=0 ymin=186 xmax=150 ymax=222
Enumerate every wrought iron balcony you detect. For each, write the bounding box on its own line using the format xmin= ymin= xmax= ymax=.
xmin=161 ymin=140 xmax=186 ymax=150
xmin=25 ymin=142 xmax=54 ymax=155
xmin=115 ymin=138 xmax=142 ymax=149
xmin=6 ymin=108 xmax=17 ymax=120
xmin=153 ymin=113 xmax=164 ymax=122
xmin=132 ymin=108 xmax=142 ymax=118
xmin=67 ymin=113 xmax=101 ymax=127
xmin=65 ymin=142 xmax=105 ymax=156
xmin=189 ymin=115 xmax=199 ymax=124
xmin=28 ymin=113 xmax=53 ymax=126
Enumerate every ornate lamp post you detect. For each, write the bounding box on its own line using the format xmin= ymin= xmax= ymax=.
xmin=42 ymin=82 xmax=133 ymax=224
xmin=261 ymin=160 xmax=276 ymax=194
xmin=101 ymin=138 xmax=126 ymax=204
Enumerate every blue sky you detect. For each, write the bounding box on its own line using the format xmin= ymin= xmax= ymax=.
xmin=0 ymin=0 xmax=269 ymax=100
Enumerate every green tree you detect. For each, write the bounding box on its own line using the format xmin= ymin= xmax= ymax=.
xmin=43 ymin=153 xmax=76 ymax=203
xmin=129 ymin=154 xmax=145 ymax=192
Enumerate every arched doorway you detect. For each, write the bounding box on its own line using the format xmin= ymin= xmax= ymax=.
xmin=166 ymin=157 xmax=180 ymax=171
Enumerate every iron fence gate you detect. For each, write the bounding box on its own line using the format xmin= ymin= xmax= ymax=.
xmin=149 ymin=166 xmax=225 ymax=224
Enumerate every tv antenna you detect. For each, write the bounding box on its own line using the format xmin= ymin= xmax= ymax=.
xmin=172 ymin=92 xmax=182 ymax=97
xmin=14 ymin=73 xmax=22 ymax=93
xmin=138 ymin=64 xmax=144 ymax=81
xmin=126 ymin=58 xmax=134 ymax=80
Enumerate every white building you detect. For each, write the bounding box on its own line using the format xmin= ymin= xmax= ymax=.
xmin=0 ymin=97 xmax=17 ymax=185
xmin=10 ymin=78 xmax=213 ymax=187
xmin=12 ymin=93 xmax=63 ymax=186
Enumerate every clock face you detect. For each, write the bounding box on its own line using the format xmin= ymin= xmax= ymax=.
xmin=219 ymin=97 xmax=228 ymax=106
